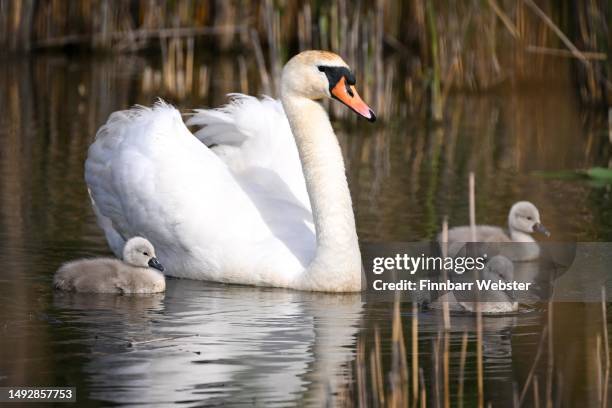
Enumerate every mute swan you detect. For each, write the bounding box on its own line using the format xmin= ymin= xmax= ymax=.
xmin=85 ymin=50 xmax=375 ymax=292
xmin=54 ymin=237 xmax=166 ymax=293
xmin=440 ymin=201 xmax=550 ymax=261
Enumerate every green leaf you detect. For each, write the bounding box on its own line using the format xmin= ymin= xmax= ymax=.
xmin=534 ymin=167 xmax=612 ymax=184
xmin=586 ymin=167 xmax=612 ymax=181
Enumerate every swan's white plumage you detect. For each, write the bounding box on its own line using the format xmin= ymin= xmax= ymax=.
xmin=85 ymin=100 xmax=314 ymax=287
xmin=188 ymin=94 xmax=311 ymax=210
xmin=86 ymin=50 xmax=367 ymax=292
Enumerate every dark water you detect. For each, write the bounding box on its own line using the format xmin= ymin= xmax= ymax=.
xmin=0 ymin=53 xmax=611 ymax=406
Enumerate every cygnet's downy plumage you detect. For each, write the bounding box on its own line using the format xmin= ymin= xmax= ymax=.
xmin=54 ymin=237 xmax=165 ymax=293
xmin=430 ymin=255 xmax=519 ymax=314
xmin=440 ymin=201 xmax=550 ymax=261
xmin=454 ymin=255 xmax=519 ymax=314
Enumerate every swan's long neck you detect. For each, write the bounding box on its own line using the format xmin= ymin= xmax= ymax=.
xmin=282 ymin=95 xmax=362 ymax=291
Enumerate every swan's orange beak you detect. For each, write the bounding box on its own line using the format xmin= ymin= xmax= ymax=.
xmin=331 ymin=77 xmax=376 ymax=122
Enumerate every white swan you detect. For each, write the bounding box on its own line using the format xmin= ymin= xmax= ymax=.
xmin=85 ymin=50 xmax=375 ymax=292
xmin=54 ymin=237 xmax=165 ymax=293
xmin=440 ymin=201 xmax=550 ymax=261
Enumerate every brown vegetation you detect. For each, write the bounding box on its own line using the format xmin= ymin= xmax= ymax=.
xmin=0 ymin=0 xmax=609 ymax=110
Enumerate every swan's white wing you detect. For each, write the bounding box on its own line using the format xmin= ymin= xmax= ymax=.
xmin=85 ymin=103 xmax=258 ymax=272
xmin=187 ymin=94 xmax=311 ymax=211
xmin=85 ymin=101 xmax=313 ymax=284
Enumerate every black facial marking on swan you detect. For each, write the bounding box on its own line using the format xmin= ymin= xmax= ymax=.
xmin=317 ymin=65 xmax=356 ymax=91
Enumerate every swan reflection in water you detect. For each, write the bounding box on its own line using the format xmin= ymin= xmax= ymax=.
xmin=51 ymin=278 xmax=526 ymax=406
xmin=53 ymin=279 xmax=362 ymax=406
xmin=49 ymin=243 xmax=583 ymax=406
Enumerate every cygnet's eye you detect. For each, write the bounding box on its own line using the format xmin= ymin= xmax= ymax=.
xmin=143 ymin=252 xmax=149 ymax=256
xmin=526 ymin=216 xmax=533 ymax=221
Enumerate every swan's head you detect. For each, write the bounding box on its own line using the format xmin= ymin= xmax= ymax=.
xmin=281 ymin=50 xmax=376 ymax=122
xmin=508 ymin=201 xmax=550 ymax=237
xmin=122 ymin=237 xmax=165 ymax=272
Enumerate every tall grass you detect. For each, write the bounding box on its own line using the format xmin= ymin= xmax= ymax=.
xmin=0 ymin=0 xmax=609 ymax=109
xmin=333 ymin=296 xmax=611 ymax=407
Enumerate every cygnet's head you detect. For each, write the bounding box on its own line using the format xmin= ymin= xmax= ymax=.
xmin=508 ymin=201 xmax=550 ymax=237
xmin=281 ymin=50 xmax=376 ymax=121
xmin=122 ymin=237 xmax=164 ymax=271
xmin=485 ymin=255 xmax=517 ymax=302
xmin=486 ymin=255 xmax=514 ymax=282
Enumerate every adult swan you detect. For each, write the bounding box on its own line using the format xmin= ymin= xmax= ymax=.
xmin=85 ymin=51 xmax=376 ymax=292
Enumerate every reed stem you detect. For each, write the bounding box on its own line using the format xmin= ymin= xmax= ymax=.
xmin=602 ymin=287 xmax=610 ymax=408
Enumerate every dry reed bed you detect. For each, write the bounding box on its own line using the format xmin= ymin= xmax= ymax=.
xmin=0 ymin=0 xmax=609 ymax=110
xmin=332 ymin=294 xmax=611 ymax=407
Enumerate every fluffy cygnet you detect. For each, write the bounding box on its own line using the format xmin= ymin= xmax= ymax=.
xmin=430 ymin=255 xmax=519 ymax=314
xmin=440 ymin=201 xmax=550 ymax=261
xmin=454 ymin=255 xmax=519 ymax=314
xmin=54 ymin=237 xmax=165 ymax=294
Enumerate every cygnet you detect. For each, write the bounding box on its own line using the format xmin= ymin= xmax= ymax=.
xmin=54 ymin=237 xmax=165 ymax=294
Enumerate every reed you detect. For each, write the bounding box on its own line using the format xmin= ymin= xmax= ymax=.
xmin=411 ymin=301 xmax=419 ymax=406
xmin=602 ymin=287 xmax=610 ymax=408
xmin=390 ymin=300 xmax=409 ymax=406
xmin=335 ymin=294 xmax=601 ymax=408
xmin=533 ymin=376 xmax=540 ymax=408
xmin=468 ymin=171 xmax=484 ymax=407
xmin=1 ymin=0 xmax=609 ymax=109
xmin=433 ymin=334 xmax=441 ymax=408
xmin=425 ymin=0 xmax=442 ymax=121
xmin=457 ymin=331 xmax=468 ymax=408
xmin=546 ymin=300 xmax=554 ymax=408
xmin=468 ymin=172 xmax=476 ymax=242
xmin=599 ymin=334 xmax=604 ymax=407
xmin=518 ymin=325 xmax=548 ymax=406
xmin=440 ymin=218 xmax=450 ymax=408
xmin=609 ymin=108 xmax=612 ymax=144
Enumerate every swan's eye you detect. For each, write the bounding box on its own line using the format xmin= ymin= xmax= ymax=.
xmin=143 ymin=252 xmax=149 ymax=256
xmin=526 ymin=216 xmax=532 ymax=221
xmin=317 ymin=66 xmax=326 ymax=72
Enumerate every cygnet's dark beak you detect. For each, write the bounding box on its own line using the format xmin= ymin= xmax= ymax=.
xmin=533 ymin=222 xmax=550 ymax=237
xmin=148 ymin=257 xmax=165 ymax=272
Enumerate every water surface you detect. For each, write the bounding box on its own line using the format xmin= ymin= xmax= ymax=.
xmin=0 ymin=53 xmax=610 ymax=406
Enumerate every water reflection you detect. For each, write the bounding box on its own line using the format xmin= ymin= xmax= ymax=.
xmin=0 ymin=52 xmax=610 ymax=405
xmin=53 ymin=280 xmax=361 ymax=406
